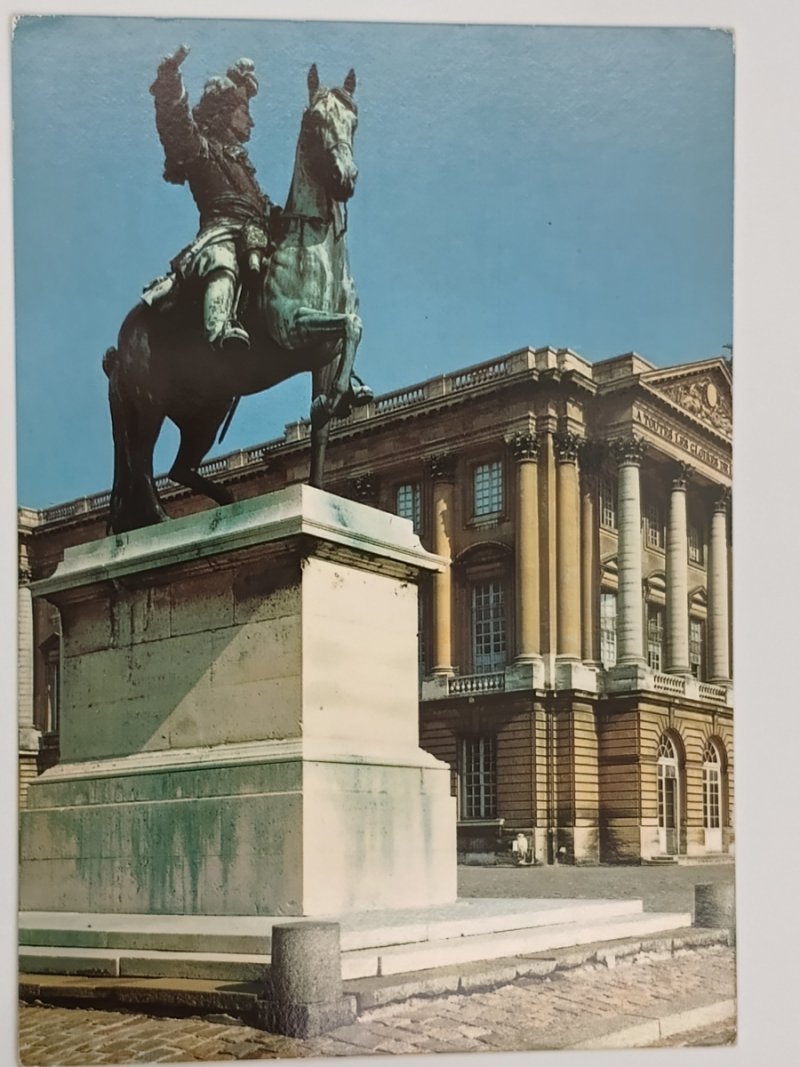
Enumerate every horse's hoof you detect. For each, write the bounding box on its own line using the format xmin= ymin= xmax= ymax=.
xmin=349 ymin=379 xmax=373 ymax=406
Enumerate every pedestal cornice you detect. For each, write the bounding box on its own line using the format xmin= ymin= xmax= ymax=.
xmin=31 ymin=485 xmax=446 ymax=599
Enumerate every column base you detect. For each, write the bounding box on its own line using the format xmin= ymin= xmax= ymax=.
xmin=554 ymin=657 xmax=599 ymax=692
xmin=506 ymin=657 xmax=546 ymax=691
xmin=605 ymin=661 xmax=652 ymax=692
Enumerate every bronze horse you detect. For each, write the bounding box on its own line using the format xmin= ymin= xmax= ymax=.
xmin=104 ymin=65 xmax=365 ymax=534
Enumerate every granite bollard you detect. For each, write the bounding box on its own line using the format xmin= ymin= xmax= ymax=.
xmin=261 ymin=922 xmax=355 ymax=1037
xmin=693 ymin=882 xmax=736 ymax=942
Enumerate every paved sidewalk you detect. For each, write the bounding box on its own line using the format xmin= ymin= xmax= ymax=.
xmin=19 ymin=944 xmax=735 ymax=1064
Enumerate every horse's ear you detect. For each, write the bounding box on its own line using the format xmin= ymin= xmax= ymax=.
xmin=344 ymin=69 xmax=356 ymax=96
xmin=308 ymin=64 xmax=320 ymax=101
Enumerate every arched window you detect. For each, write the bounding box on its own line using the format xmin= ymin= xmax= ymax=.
xmin=657 ymin=733 xmax=681 ymax=855
xmin=703 ymin=739 xmax=724 ymax=852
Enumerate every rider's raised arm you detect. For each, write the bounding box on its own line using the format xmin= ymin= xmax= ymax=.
xmin=150 ymin=45 xmax=204 ymax=185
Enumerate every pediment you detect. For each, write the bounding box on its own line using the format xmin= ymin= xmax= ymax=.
xmin=640 ymin=359 xmax=732 ymax=438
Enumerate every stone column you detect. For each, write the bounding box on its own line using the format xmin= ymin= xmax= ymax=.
xmin=612 ymin=438 xmax=646 ymax=664
xmin=554 ymin=432 xmax=582 ymax=661
xmin=579 ymin=444 xmax=601 ymax=665
xmin=708 ymin=490 xmax=731 ymax=683
xmin=426 ymin=454 xmax=456 ymax=676
xmin=666 ymin=464 xmax=692 ymax=675
xmin=511 ymin=432 xmax=541 ymax=661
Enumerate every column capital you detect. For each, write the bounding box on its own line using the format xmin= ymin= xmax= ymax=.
xmin=713 ymin=487 xmax=731 ymax=513
xmin=671 ymin=462 xmax=694 ymax=491
xmin=19 ymin=563 xmax=33 ymax=585
xmin=553 ymin=431 xmax=581 ymax=464
xmin=611 ymin=435 xmax=646 ymax=467
xmin=424 ymin=453 xmax=457 ymax=482
xmin=508 ymin=431 xmax=540 ymax=462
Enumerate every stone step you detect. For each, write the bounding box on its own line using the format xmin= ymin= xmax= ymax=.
xmin=342 ymin=910 xmax=691 ymax=978
xmin=19 ymin=897 xmax=642 ymax=956
xmin=20 ymin=907 xmax=690 ymax=984
xmin=675 ymin=854 xmax=734 ymax=866
xmin=20 ymin=927 xmax=730 ymax=1024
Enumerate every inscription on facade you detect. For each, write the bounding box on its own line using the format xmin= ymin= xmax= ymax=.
xmin=633 ymin=407 xmax=731 ymax=476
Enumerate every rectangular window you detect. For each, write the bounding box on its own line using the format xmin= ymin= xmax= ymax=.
xmin=703 ymin=765 xmax=721 ymax=829
xmin=647 ymin=606 xmax=665 ymax=671
xmin=396 ymin=482 xmax=422 ymax=534
xmin=460 ymin=735 xmax=497 ymax=819
xmin=473 ymin=461 xmax=503 ymax=517
xmin=600 ymin=591 xmax=617 ymax=668
xmin=690 ymin=618 xmax=706 ymax=680
xmin=599 ymin=474 xmax=617 ymax=530
xmin=472 ymin=581 xmax=507 ymax=673
xmin=688 ymin=522 xmax=704 ymax=564
xmin=45 ymin=655 xmax=60 ymax=734
xmin=645 ymin=501 xmax=664 ymax=549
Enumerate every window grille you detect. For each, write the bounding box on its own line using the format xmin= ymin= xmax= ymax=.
xmin=473 ymin=461 xmax=503 ymax=517
xmin=702 ymin=740 xmax=721 ymax=830
xmin=647 ymin=605 xmax=665 ymax=671
xmin=688 ymin=522 xmax=704 ymax=564
xmin=396 ymin=482 xmax=422 ymax=534
xmin=600 ymin=591 xmax=617 ymax=668
xmin=690 ymin=617 xmax=706 ymax=679
xmin=645 ymin=500 xmax=664 ymax=549
xmin=599 ymin=474 xmax=617 ymax=529
xmin=460 ymin=735 xmax=497 ymax=819
xmin=472 ymin=581 xmax=507 ymax=674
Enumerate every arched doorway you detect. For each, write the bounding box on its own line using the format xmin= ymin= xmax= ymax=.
xmin=657 ymin=733 xmax=681 ymax=855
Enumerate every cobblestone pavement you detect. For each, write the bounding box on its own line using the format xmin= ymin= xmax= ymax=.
xmin=19 ymin=945 xmax=735 ymax=1064
xmin=458 ymin=861 xmax=735 ymax=915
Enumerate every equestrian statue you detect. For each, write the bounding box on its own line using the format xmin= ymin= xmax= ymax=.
xmin=103 ymin=46 xmax=372 ymax=534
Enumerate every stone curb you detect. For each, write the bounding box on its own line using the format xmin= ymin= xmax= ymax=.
xmin=19 ymin=926 xmax=730 ymax=1025
xmin=345 ymin=926 xmax=730 ymax=1010
xmin=569 ymin=997 xmax=736 ymax=1049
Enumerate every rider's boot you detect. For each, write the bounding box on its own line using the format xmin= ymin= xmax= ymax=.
xmin=348 ymin=373 xmax=373 ymax=406
xmin=204 ymin=269 xmax=250 ymax=351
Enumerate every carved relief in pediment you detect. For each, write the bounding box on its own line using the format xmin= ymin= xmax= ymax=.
xmin=658 ymin=377 xmax=731 ymax=435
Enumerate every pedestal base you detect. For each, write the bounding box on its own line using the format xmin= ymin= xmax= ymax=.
xmin=20 ymin=742 xmax=456 ymax=916
xmin=21 ymin=487 xmax=457 ymax=917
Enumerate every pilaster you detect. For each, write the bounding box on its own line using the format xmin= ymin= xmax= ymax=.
xmin=425 ymin=454 xmax=457 ymax=677
xmin=509 ymin=432 xmax=542 ymax=664
xmin=554 ymin=431 xmax=582 ymax=662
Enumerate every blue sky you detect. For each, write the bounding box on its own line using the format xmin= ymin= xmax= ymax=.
xmin=12 ymin=18 xmax=734 ymax=508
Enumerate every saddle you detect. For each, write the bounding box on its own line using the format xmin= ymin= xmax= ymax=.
xmin=140 ymin=216 xmax=274 ymax=311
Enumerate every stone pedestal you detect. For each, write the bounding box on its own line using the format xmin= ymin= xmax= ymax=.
xmin=20 ymin=485 xmax=457 ymax=916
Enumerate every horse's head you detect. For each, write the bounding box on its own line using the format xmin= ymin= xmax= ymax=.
xmin=301 ymin=65 xmax=358 ymax=202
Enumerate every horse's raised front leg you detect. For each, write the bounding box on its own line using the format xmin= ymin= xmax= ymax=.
xmin=286 ymin=306 xmax=362 ymax=429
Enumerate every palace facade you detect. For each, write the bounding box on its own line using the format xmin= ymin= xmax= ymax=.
xmin=18 ymin=345 xmax=733 ymax=864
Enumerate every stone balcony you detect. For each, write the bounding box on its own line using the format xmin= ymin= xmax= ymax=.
xmin=420 ymin=660 xmax=732 ymax=707
xmin=23 ymin=345 xmax=591 ymax=530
